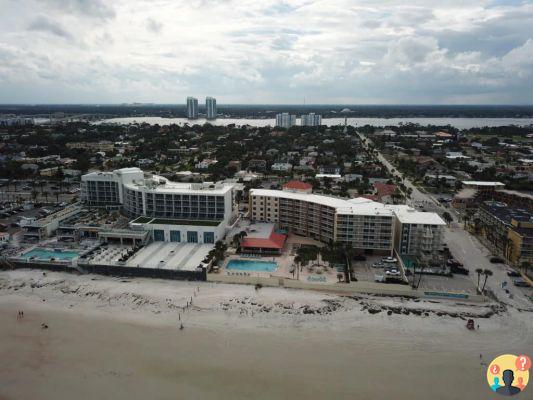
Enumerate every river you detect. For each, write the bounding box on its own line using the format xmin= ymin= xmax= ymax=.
xmin=92 ymin=116 xmax=533 ymax=129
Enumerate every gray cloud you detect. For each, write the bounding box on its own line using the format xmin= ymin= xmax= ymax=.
xmin=36 ymin=0 xmax=116 ymax=20
xmin=1 ymin=0 xmax=533 ymax=104
xmin=27 ymin=16 xmax=73 ymax=40
xmin=146 ymin=18 xmax=163 ymax=33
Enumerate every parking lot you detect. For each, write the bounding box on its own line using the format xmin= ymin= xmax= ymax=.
xmin=351 ymin=255 xmax=405 ymax=283
xmin=415 ymin=273 xmax=478 ymax=294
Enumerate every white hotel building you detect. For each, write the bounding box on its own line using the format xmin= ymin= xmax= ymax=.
xmin=81 ymin=168 xmax=235 ymax=244
xmin=250 ymin=189 xmax=445 ymax=261
xmin=275 ymin=113 xmax=296 ymax=129
xmin=301 ymin=113 xmax=322 ymax=127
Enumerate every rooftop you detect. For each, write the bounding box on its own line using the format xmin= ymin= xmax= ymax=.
xmin=250 ymin=189 xmax=444 ymax=223
xmin=282 ymin=180 xmax=312 ymax=190
xmin=388 ymin=205 xmax=446 ymax=225
xmin=124 ymin=174 xmax=234 ymax=195
xmin=462 ymin=181 xmax=505 ymax=187
xmin=482 ymin=201 xmax=533 ymax=227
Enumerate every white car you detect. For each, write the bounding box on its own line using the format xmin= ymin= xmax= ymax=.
xmin=382 ymin=257 xmax=398 ymax=263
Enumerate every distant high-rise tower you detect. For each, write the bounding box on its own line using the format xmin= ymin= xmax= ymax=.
xmin=186 ymin=97 xmax=198 ymax=119
xmin=275 ymin=113 xmax=296 ymax=129
xmin=206 ymin=97 xmax=217 ymax=120
xmin=301 ymin=113 xmax=322 ymax=127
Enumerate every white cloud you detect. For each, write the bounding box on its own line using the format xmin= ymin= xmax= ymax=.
xmin=0 ymin=0 xmax=532 ymax=103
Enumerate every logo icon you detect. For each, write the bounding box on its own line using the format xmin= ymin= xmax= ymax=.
xmin=487 ymin=354 xmax=530 ymax=396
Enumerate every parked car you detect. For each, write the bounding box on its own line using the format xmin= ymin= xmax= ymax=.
xmin=0 ymin=223 xmax=7 ymax=231
xmin=506 ymin=269 xmax=521 ymax=277
xmin=490 ymin=257 xmax=504 ymax=263
xmin=382 ymin=257 xmax=398 ymax=263
xmin=451 ymin=265 xmax=469 ymax=275
xmin=447 ymin=259 xmax=463 ymax=267
xmin=372 ymin=262 xmax=384 ymax=268
xmin=513 ymin=279 xmax=530 ymax=288
xmin=374 ymin=274 xmax=385 ymax=282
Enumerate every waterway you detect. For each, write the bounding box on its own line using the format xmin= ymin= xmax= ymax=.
xmin=92 ymin=116 xmax=533 ymax=129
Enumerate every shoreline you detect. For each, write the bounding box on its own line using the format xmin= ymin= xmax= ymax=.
xmin=1 ymin=269 xmax=531 ymax=399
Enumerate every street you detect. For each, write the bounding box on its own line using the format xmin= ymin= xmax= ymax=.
xmin=357 ymin=131 xmax=532 ymax=311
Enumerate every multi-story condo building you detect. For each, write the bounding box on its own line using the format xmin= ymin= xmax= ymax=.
xmin=390 ymin=205 xmax=446 ymax=262
xmin=186 ymin=97 xmax=199 ymax=119
xmin=275 ymin=113 xmax=296 ymax=129
xmin=206 ymin=96 xmax=217 ymax=120
xmin=249 ymin=189 xmax=445 ymax=260
xmin=81 ymin=168 xmax=235 ymax=244
xmin=301 ymin=113 xmax=322 ymax=127
xmin=478 ymin=201 xmax=533 ymax=266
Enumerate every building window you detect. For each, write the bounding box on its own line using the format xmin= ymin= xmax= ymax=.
xmin=154 ymin=230 xmax=165 ymax=241
xmin=170 ymin=230 xmax=181 ymax=242
xmin=187 ymin=231 xmax=198 ymax=243
xmin=204 ymin=232 xmax=215 ymax=244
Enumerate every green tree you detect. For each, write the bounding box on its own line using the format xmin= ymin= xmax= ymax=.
xmin=442 ymin=211 xmax=453 ymax=225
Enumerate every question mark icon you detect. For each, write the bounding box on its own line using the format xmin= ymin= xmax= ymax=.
xmin=491 ymin=364 xmax=500 ymax=374
xmin=515 ymin=355 xmax=531 ymax=371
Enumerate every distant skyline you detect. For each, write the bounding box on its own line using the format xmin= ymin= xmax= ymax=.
xmin=1 ymin=0 xmax=533 ymax=104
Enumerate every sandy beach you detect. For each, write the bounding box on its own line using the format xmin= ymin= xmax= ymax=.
xmin=0 ymin=269 xmax=531 ymax=400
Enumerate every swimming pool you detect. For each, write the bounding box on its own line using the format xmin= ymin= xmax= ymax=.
xmin=23 ymin=248 xmax=80 ymax=261
xmin=226 ymin=259 xmax=278 ymax=272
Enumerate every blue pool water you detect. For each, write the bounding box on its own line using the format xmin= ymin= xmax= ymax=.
xmin=226 ymin=259 xmax=278 ymax=272
xmin=23 ymin=248 xmax=79 ymax=261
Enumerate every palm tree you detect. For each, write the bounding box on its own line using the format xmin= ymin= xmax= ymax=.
xmin=31 ymin=190 xmax=39 ymax=203
xmin=481 ymin=269 xmax=493 ymax=293
xmin=232 ymin=234 xmax=240 ymax=249
xmin=505 ymin=238 xmax=514 ymax=261
xmin=520 ymin=261 xmax=531 ymax=277
xmin=42 ymin=191 xmax=49 ymax=204
xmin=463 ymin=214 xmax=470 ymax=230
xmin=475 ymin=268 xmax=483 ymax=291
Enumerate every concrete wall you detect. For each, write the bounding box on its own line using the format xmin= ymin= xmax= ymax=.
xmin=207 ymin=273 xmax=485 ymax=302
xmin=2 ymin=260 xmax=206 ymax=281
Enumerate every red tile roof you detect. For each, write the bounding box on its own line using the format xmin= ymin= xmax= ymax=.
xmin=373 ymin=182 xmax=396 ymax=197
xmin=241 ymin=232 xmax=287 ymax=249
xmin=283 ymin=180 xmax=312 ymax=190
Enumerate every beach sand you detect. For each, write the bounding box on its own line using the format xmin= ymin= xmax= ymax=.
xmin=0 ymin=269 xmax=531 ymax=400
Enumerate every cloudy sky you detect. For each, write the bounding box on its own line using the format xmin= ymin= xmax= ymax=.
xmin=0 ymin=0 xmax=532 ymax=104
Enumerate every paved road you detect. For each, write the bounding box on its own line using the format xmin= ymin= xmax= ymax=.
xmin=357 ymin=131 xmax=532 ymax=311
